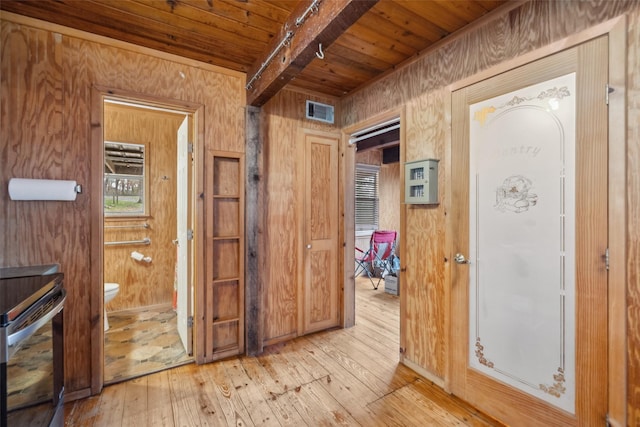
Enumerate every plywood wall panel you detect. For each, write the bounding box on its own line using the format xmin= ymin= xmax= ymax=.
xmin=379 ymin=162 xmax=400 ymax=249
xmin=1 ymin=15 xmax=245 ymax=396
xmin=400 ymin=91 xmax=448 ymax=376
xmin=261 ymin=89 xmax=339 ymax=345
xmin=354 ymin=149 xmax=381 ymax=165
xmin=1 ymin=25 xmax=64 ymax=264
xmin=341 ymin=2 xmax=640 ymax=417
xmin=261 ymin=92 xmax=301 ymax=344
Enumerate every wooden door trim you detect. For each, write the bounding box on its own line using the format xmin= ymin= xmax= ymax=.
xmin=606 ymin=16 xmax=628 ymax=427
xmin=444 ymin=17 xmax=628 ymax=425
xmin=90 ymin=86 xmax=205 ymax=392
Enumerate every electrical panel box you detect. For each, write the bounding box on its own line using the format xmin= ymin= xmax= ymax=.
xmin=404 ymin=159 xmax=439 ymax=204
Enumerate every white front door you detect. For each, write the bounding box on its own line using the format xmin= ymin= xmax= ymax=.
xmin=176 ymin=115 xmax=192 ymax=355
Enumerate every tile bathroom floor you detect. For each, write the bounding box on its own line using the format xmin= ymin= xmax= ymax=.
xmin=104 ymin=305 xmax=192 ymax=384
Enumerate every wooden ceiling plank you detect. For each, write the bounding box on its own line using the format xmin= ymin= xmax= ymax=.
xmin=308 ymin=54 xmax=378 ymax=84
xmin=296 ymin=62 xmax=369 ymax=92
xmin=353 ymin=10 xmax=438 ymax=52
xmin=215 ymin=0 xmax=294 ymax=23
xmin=129 ymin=0 xmax=275 ymax=44
xmin=334 ymin=31 xmax=407 ymax=64
xmin=75 ymin=0 xmax=263 ymax=64
xmin=397 ymin=0 xmax=468 ymax=34
xmin=246 ymin=0 xmax=379 ymax=106
xmin=286 ymin=78 xmax=348 ymax=98
xmin=318 ymin=50 xmax=382 ymax=78
xmin=174 ymin=0 xmax=285 ymax=35
xmin=473 ymin=0 xmax=505 ymax=12
xmin=344 ymin=21 xmax=418 ymax=57
xmin=373 ymin=1 xmax=449 ymax=43
xmin=329 ymin=42 xmax=394 ymax=72
xmin=291 ymin=71 xmax=355 ymax=94
xmin=435 ymin=0 xmax=492 ymax=23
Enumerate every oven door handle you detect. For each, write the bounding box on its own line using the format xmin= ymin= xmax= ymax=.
xmin=6 ymin=291 xmax=66 ymax=354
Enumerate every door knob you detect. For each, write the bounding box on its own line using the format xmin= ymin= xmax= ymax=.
xmin=306 ymin=244 xmax=312 ymax=249
xmin=454 ymin=253 xmax=470 ymax=264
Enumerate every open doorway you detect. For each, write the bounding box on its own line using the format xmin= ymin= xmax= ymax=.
xmin=348 ymin=116 xmax=401 ymax=333
xmin=101 ymin=98 xmax=194 ymax=384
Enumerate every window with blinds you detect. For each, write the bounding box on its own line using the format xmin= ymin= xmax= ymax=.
xmin=355 ymin=164 xmax=380 ymax=230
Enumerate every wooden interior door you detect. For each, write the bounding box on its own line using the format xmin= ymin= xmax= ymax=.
xmin=450 ymin=37 xmax=608 ymax=426
xmin=300 ymin=130 xmax=340 ymax=335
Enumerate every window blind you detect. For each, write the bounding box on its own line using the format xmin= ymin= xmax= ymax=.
xmin=355 ymin=164 xmax=379 ymax=230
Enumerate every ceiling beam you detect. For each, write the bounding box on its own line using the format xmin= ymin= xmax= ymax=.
xmin=246 ymin=0 xmax=378 ymax=107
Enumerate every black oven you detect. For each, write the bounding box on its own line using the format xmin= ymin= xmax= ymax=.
xmin=0 ymin=268 xmax=65 ymax=427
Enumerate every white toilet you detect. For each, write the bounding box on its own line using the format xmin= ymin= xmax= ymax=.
xmin=104 ymin=282 xmax=120 ymax=331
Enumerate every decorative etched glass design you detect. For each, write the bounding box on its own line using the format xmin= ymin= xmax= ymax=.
xmin=468 ymin=73 xmax=576 ymax=413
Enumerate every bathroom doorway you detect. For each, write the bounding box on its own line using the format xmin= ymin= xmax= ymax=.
xmin=101 ymin=97 xmax=195 ymax=384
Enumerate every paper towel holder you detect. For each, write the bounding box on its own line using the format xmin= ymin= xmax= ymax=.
xmin=8 ymin=177 xmax=83 ymax=201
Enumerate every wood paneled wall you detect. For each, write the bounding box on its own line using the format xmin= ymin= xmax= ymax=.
xmin=260 ymin=89 xmax=340 ymax=345
xmin=341 ymin=0 xmax=640 ymax=420
xmin=0 ymin=13 xmax=245 ymax=396
xmin=103 ymin=104 xmax=185 ymax=311
xmin=379 ymin=162 xmax=401 ymax=252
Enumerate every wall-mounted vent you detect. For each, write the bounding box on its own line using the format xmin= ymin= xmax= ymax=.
xmin=306 ymin=100 xmax=334 ymax=124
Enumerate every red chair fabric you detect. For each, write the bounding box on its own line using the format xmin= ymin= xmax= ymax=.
xmin=355 ymin=230 xmax=397 ymax=289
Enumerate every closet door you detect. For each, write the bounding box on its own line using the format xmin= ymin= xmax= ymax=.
xmin=299 ymin=130 xmax=340 ymax=335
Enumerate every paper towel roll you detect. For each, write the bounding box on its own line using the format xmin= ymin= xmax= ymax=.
xmin=8 ymin=178 xmax=79 ymax=201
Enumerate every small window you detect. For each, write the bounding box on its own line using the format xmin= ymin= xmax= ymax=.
xmin=355 ymin=164 xmax=379 ymax=231
xmin=104 ymin=141 xmax=147 ymax=216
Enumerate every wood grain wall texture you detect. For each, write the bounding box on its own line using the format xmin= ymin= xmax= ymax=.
xmin=354 ymin=148 xmax=381 ymax=165
xmin=379 ymin=162 xmax=401 ymax=252
xmin=340 ymin=0 xmax=640 ymax=409
xmin=260 ymin=89 xmax=339 ymax=345
xmin=628 ymin=6 xmax=640 ymax=425
xmin=103 ymin=105 xmax=184 ymax=311
xmin=0 ymin=15 xmax=245 ymax=395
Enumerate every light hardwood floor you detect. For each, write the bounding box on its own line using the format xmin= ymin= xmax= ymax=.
xmin=64 ymin=277 xmax=501 ymax=426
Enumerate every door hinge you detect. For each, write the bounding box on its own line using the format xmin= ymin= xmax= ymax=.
xmin=188 ymin=142 xmax=194 ymax=153
xmin=605 ymin=84 xmax=614 ymax=105
xmin=187 ymin=229 xmax=194 ymax=240
xmin=187 ymin=316 xmax=193 ymax=328
xmin=604 ymin=247 xmax=610 ymax=271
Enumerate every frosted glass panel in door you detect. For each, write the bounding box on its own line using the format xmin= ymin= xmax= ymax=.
xmin=468 ymin=73 xmax=576 ymax=413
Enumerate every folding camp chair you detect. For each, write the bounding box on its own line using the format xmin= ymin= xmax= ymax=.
xmin=355 ymin=230 xmax=397 ymax=290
